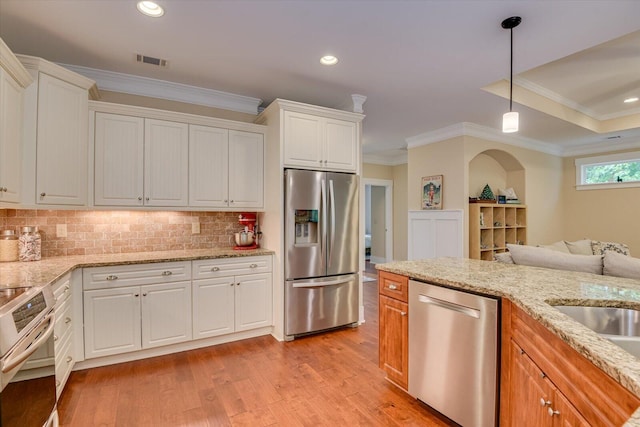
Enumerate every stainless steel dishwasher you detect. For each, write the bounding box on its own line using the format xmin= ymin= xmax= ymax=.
xmin=408 ymin=280 xmax=499 ymax=427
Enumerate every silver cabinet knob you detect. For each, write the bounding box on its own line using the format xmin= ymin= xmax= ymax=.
xmin=318 ymin=160 xmax=322 ymax=164
xmin=56 ymin=380 xmax=61 ymax=387
xmin=547 ymin=408 xmax=560 ymax=417
xmin=161 ymin=271 xmax=173 ymax=276
xmin=388 ymin=284 xmax=398 ymax=290
xmin=143 ymin=293 xmax=147 ymax=296
xmin=236 ymin=282 xmax=240 ymax=286
xmin=65 ymin=317 xmax=71 ymax=324
xmin=40 ymin=192 xmax=46 ymax=197
xmin=145 ymin=197 xmax=150 ymax=201
xmin=230 ymin=283 xmax=234 ymax=287
xmin=211 ymin=266 xmax=220 ymax=272
xmin=138 ymin=196 xmax=143 ymax=201
xmin=134 ymin=293 xmax=139 ymax=297
xmin=0 ymin=187 xmax=6 ymax=192
xmin=54 ymin=335 xmax=58 ymax=341
xmin=66 ymin=356 xmax=73 ymax=364
xmin=400 ymin=311 xmax=407 ymax=316
xmin=106 ymin=275 xmax=118 ymax=281
xmin=249 ymin=263 xmax=258 ymax=268
xmin=224 ymin=199 xmax=228 ymax=203
xmin=540 ymin=398 xmax=551 ymax=407
xmin=230 ymin=200 xmax=234 ymax=203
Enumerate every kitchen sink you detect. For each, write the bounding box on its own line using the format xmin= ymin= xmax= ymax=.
xmin=554 ymin=305 xmax=640 ymax=358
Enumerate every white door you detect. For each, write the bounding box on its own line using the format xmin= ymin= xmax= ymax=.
xmin=144 ymin=119 xmax=189 ymax=206
xmin=141 ymin=281 xmax=192 ymax=349
xmin=0 ymin=69 xmax=23 ymax=203
xmin=192 ymin=277 xmax=235 ymax=339
xmin=235 ymin=273 xmax=272 ymax=332
xmin=324 ymin=118 xmax=357 ymax=172
xmin=36 ymin=73 xmax=88 ymax=205
xmin=83 ymin=287 xmax=142 ymax=358
xmin=188 ymin=124 xmax=229 ymax=207
xmin=94 ymin=113 xmax=144 ymax=206
xmin=228 ymin=130 xmax=264 ymax=209
xmin=283 ymin=111 xmax=322 ymax=169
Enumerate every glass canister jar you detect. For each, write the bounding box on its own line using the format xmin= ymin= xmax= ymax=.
xmin=0 ymin=230 xmax=19 ymax=262
xmin=19 ymin=226 xmax=41 ymax=262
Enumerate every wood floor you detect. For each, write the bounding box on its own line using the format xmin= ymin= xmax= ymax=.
xmin=58 ymin=277 xmax=453 ymax=426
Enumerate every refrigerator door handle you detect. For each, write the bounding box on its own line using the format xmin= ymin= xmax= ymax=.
xmin=328 ymin=179 xmax=336 ymax=267
xmin=290 ymin=274 xmax=357 ymax=288
xmin=320 ymin=178 xmax=326 ymax=267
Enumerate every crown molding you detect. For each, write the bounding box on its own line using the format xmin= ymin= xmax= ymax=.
xmin=406 ymin=122 xmax=564 ymax=157
xmin=0 ymin=38 xmax=33 ymax=88
xmin=515 ymin=76 xmax=640 ymax=121
xmin=560 ymin=137 xmax=640 ymax=157
xmin=363 ymin=151 xmax=407 ymax=166
xmin=60 ymin=63 xmax=263 ymax=115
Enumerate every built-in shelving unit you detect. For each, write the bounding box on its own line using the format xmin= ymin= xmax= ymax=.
xmin=469 ymin=203 xmax=526 ymax=260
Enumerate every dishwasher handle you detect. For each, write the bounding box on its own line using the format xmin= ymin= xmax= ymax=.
xmin=418 ymin=294 xmax=480 ymax=319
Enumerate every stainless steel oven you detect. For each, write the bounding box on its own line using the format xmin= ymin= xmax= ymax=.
xmin=0 ymin=286 xmax=57 ymax=427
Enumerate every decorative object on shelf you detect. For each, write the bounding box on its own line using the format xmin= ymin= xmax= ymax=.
xmin=421 ymin=175 xmax=443 ymax=210
xmin=497 ymin=195 xmax=506 ymax=204
xmin=479 ymin=184 xmax=495 ymax=201
xmin=480 ymin=212 xmax=485 ymax=227
xmin=501 ymin=16 xmax=522 ymax=133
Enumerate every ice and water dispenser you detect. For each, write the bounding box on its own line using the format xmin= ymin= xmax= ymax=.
xmin=294 ymin=210 xmax=318 ymax=245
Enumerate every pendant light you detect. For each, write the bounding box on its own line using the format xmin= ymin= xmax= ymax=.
xmin=501 ymin=16 xmax=521 ymax=133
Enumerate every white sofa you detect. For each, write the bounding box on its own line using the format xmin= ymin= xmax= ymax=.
xmin=496 ymin=239 xmax=640 ymax=281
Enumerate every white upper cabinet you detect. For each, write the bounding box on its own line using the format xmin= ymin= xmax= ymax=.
xmin=18 ymin=55 xmax=96 ymax=207
xmin=259 ymin=99 xmax=363 ymax=173
xmin=189 ymin=124 xmax=229 ymax=207
xmin=144 ymin=119 xmax=189 ymax=206
xmin=228 ymin=130 xmax=264 ymax=208
xmin=94 ymin=113 xmax=144 ymax=206
xmin=0 ymin=68 xmax=25 ymax=203
xmin=91 ymin=102 xmax=266 ymax=210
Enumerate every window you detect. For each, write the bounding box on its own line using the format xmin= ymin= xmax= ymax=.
xmin=575 ymin=151 xmax=640 ymax=190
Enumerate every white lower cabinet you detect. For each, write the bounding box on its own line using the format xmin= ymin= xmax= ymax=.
xmin=193 ymin=272 xmax=272 ymax=339
xmin=82 ymin=257 xmax=272 ymax=361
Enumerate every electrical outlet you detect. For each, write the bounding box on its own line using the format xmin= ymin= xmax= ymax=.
xmin=192 ymin=222 xmax=200 ymax=234
xmin=56 ymin=224 xmax=67 ymax=238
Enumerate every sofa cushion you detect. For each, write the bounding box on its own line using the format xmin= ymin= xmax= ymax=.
xmin=507 ymin=244 xmax=603 ymax=275
xmin=603 ymin=251 xmax=640 ymax=280
xmin=494 ymin=252 xmax=514 ymax=264
xmin=592 ymin=240 xmax=630 ymax=256
xmin=538 ymin=241 xmax=570 ymax=253
xmin=564 ymin=239 xmax=593 ymax=255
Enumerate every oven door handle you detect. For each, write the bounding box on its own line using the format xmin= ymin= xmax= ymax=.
xmin=1 ymin=310 xmax=55 ymax=374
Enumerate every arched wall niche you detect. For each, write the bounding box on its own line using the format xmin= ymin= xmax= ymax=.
xmin=468 ymin=149 xmax=526 ymax=203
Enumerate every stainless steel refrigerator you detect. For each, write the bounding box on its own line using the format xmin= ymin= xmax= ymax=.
xmin=284 ymin=169 xmax=359 ymax=339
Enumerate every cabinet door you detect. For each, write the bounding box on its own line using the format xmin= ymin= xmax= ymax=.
xmin=0 ymin=68 xmax=23 ymax=203
xmin=379 ymin=295 xmax=408 ymax=389
xmin=83 ymin=287 xmax=141 ymax=358
xmin=36 ymin=73 xmax=88 ymax=205
xmin=283 ymin=111 xmax=322 ymax=168
xmin=228 ymin=130 xmax=264 ymax=208
xmin=94 ymin=113 xmax=144 ymax=206
xmin=141 ymin=281 xmax=192 ymax=349
xmin=235 ymin=273 xmax=272 ymax=332
xmin=192 ymin=277 xmax=235 ymax=339
xmin=551 ymin=386 xmax=590 ymax=427
xmin=188 ymin=124 xmax=229 ymax=207
xmin=144 ymin=119 xmax=188 ymax=206
xmin=324 ymin=118 xmax=357 ymax=172
xmin=510 ymin=342 xmax=552 ymax=427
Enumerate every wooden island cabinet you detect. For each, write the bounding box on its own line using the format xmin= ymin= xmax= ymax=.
xmin=377 ymin=272 xmax=640 ymax=426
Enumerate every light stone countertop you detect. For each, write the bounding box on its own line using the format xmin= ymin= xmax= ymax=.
xmin=0 ymin=248 xmax=275 ymax=289
xmin=376 ymin=257 xmax=640 ymax=426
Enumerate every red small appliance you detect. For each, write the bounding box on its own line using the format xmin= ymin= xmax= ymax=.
xmin=233 ymin=213 xmax=261 ymax=250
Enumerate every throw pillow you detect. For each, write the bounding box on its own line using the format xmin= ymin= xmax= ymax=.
xmin=592 ymin=240 xmax=631 ymax=256
xmin=494 ymin=252 xmax=514 ymax=264
xmin=507 ymin=244 xmax=603 ymax=275
xmin=538 ymin=241 xmax=570 ymax=253
xmin=564 ymin=239 xmax=593 ymax=256
xmin=603 ymin=251 xmax=640 ymax=280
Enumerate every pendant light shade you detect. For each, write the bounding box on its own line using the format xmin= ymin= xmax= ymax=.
xmin=501 ymin=16 xmax=521 ymax=133
xmin=502 ymin=111 xmax=519 ymax=133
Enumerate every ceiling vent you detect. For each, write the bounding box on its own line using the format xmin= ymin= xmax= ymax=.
xmin=136 ymin=54 xmax=168 ymax=68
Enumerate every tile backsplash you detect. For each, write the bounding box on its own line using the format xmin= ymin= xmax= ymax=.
xmin=0 ymin=210 xmax=244 ymax=257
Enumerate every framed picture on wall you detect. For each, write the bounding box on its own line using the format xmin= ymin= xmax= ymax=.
xmin=421 ymin=175 xmax=443 ymax=210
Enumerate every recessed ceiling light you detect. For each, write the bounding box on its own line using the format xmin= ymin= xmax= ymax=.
xmin=320 ymin=55 xmax=338 ymax=66
xmin=137 ymin=1 xmax=164 ymax=17
xmin=624 ymin=97 xmax=639 ymax=104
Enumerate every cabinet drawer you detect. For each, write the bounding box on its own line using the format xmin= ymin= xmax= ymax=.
xmin=378 ymin=271 xmax=408 ymax=302
xmin=53 ymin=273 xmax=72 ymax=307
xmin=55 ymin=331 xmax=74 ymax=397
xmin=192 ymin=256 xmax=272 ymax=279
xmin=54 ymin=297 xmax=73 ymax=350
xmin=83 ymin=261 xmax=191 ymax=290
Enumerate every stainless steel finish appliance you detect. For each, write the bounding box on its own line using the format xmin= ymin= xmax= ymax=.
xmin=409 ymin=280 xmax=499 ymax=427
xmin=284 ymin=169 xmax=359 ymax=339
xmin=0 ymin=285 xmax=57 ymax=427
